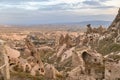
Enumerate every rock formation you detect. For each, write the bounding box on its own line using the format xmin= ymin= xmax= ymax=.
xmin=25 ymin=38 xmax=45 ymax=75
xmin=108 ymin=8 xmax=120 ymax=32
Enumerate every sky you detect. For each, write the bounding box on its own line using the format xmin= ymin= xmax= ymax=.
xmin=0 ymin=0 xmax=120 ymax=25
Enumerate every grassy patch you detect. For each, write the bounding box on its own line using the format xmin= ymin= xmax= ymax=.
xmin=97 ymin=38 xmax=120 ymax=55
xmin=11 ymin=72 xmax=45 ymax=80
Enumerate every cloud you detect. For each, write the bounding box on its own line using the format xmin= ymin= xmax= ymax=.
xmin=0 ymin=0 xmax=118 ymax=11
xmin=83 ymin=1 xmax=101 ymax=6
xmin=99 ymin=0 xmax=111 ymax=2
xmin=81 ymin=0 xmax=116 ymax=10
xmin=0 ymin=0 xmax=119 ymax=25
xmin=0 ymin=0 xmax=50 ymax=3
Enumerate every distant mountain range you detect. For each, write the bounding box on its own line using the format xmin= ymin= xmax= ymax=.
xmin=0 ymin=20 xmax=112 ymax=28
xmin=79 ymin=20 xmax=111 ymax=27
xmin=60 ymin=20 xmax=112 ymax=27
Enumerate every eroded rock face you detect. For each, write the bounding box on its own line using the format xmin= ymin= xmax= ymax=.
xmin=60 ymin=47 xmax=75 ymax=62
xmin=30 ymin=63 xmax=45 ymax=76
xmin=105 ymin=8 xmax=120 ymax=44
xmin=59 ymin=34 xmax=65 ymax=46
xmin=72 ymin=50 xmax=85 ymax=68
xmin=44 ymin=63 xmax=62 ymax=79
xmin=5 ymin=45 xmax=20 ymax=59
xmin=67 ymin=66 xmax=86 ymax=80
xmin=58 ymin=34 xmax=73 ymax=48
xmin=0 ymin=40 xmax=5 ymax=80
xmin=66 ymin=47 xmax=104 ymax=80
xmin=108 ymin=8 xmax=120 ymax=32
xmin=82 ymin=50 xmax=103 ymax=65
xmin=105 ymin=60 xmax=120 ymax=80
xmin=104 ymin=52 xmax=120 ymax=80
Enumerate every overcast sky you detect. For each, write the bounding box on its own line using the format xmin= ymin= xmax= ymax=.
xmin=0 ymin=0 xmax=120 ymax=25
